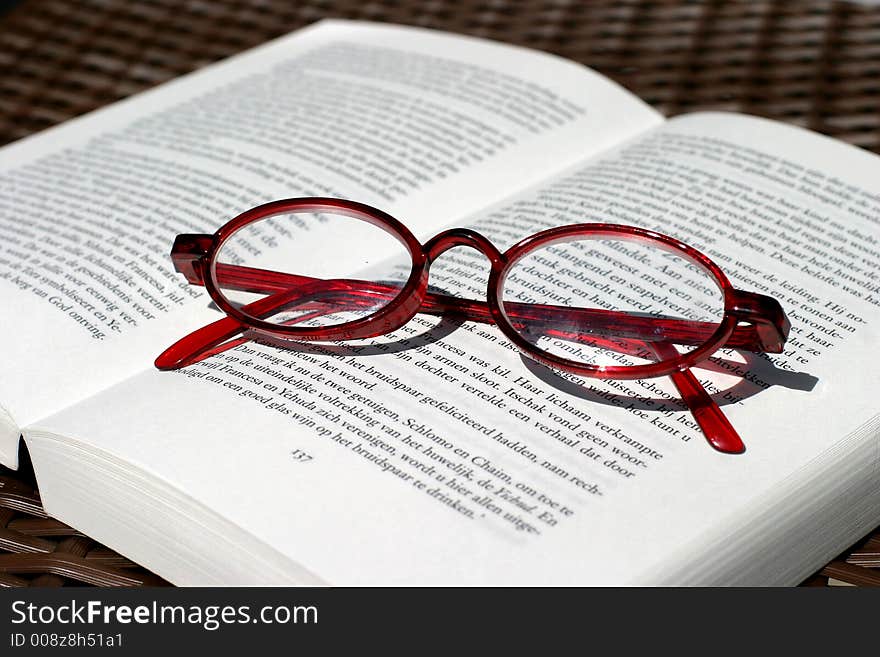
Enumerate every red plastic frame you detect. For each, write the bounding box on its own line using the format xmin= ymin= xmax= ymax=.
xmin=156 ymin=198 xmax=791 ymax=454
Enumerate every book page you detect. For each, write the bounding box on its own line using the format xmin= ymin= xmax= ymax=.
xmin=27 ymin=113 xmax=880 ymax=584
xmin=0 ymin=19 xmax=661 ymax=466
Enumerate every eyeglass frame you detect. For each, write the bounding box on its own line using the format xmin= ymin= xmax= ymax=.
xmin=157 ymin=197 xmax=791 ymax=454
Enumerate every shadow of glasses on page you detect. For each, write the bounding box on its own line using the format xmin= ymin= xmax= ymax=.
xmin=205 ymin=292 xmax=816 ymax=414
xmin=520 ymin=349 xmax=818 ymax=412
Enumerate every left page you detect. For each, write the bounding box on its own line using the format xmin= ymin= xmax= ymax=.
xmin=0 ymin=19 xmax=662 ymax=466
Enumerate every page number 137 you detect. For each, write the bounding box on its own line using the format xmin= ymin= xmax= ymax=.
xmin=290 ymin=449 xmax=314 ymax=463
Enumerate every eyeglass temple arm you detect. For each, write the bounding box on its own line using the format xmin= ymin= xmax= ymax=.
xmin=155 ymin=279 xmax=354 ymax=370
xmin=171 ymin=246 xmax=788 ymax=353
xmin=571 ymin=334 xmax=744 ymax=453
xmin=642 ymin=341 xmax=744 ymax=454
xmin=156 ymin=272 xmax=744 ymax=453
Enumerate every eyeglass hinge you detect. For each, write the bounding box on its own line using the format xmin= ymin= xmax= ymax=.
xmin=728 ymin=289 xmax=791 ymax=354
xmin=170 ymin=234 xmax=213 ymax=285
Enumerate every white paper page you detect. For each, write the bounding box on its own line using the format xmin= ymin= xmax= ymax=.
xmin=0 ymin=19 xmax=661 ymax=466
xmin=29 ymin=113 xmax=880 ymax=584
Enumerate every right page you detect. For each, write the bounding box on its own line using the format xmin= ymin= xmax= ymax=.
xmin=26 ymin=113 xmax=880 ymax=585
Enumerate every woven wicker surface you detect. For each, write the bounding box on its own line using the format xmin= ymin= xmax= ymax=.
xmin=0 ymin=0 xmax=878 ymax=586
xmin=0 ymin=471 xmax=169 ymax=587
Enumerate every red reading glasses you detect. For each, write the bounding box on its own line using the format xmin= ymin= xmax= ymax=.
xmin=155 ymin=197 xmax=790 ymax=454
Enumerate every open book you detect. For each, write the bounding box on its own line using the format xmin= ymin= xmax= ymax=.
xmin=1 ymin=20 xmax=878 ymax=585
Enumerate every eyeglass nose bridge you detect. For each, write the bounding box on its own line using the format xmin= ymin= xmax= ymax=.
xmin=423 ymin=228 xmax=505 ymax=268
